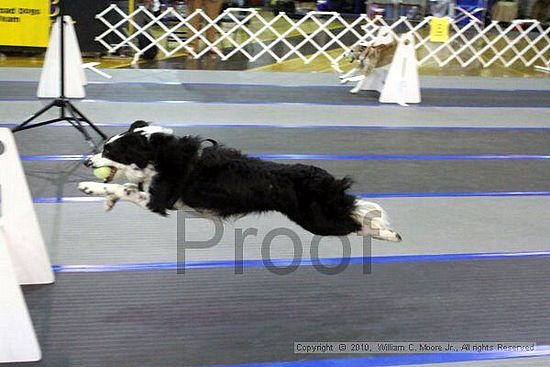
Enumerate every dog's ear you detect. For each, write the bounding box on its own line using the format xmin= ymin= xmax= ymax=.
xmin=129 ymin=120 xmax=149 ymax=131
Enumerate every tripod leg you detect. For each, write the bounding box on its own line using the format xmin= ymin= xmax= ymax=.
xmin=13 ymin=100 xmax=57 ymax=132
xmin=69 ymin=103 xmax=107 ymax=140
xmin=65 ymin=103 xmax=97 ymax=150
xmin=13 ymin=118 xmax=69 ymax=132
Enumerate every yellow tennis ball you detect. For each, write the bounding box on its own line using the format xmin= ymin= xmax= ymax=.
xmin=93 ymin=166 xmax=112 ymax=180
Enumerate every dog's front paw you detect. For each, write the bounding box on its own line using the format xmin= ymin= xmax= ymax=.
xmin=78 ymin=182 xmax=93 ymax=195
xmin=104 ymin=195 xmax=120 ymax=211
xmin=78 ymin=182 xmax=106 ymax=196
xmin=122 ymin=183 xmax=139 ymax=195
xmin=79 ymin=182 xmax=125 ymax=197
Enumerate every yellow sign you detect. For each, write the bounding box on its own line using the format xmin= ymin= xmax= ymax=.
xmin=0 ymin=0 xmax=50 ymax=47
xmin=430 ymin=17 xmax=450 ymax=43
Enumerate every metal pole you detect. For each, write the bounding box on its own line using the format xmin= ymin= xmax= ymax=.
xmin=129 ymin=0 xmax=135 ymax=35
xmin=59 ymin=0 xmax=65 ymax=100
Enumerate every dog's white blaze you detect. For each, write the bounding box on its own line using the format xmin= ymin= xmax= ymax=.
xmin=103 ymin=126 xmax=174 ymax=146
xmin=105 ymin=133 xmax=124 ymax=144
xmin=134 ymin=126 xmax=174 ymax=138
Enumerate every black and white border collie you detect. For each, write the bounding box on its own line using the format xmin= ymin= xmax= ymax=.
xmin=78 ymin=121 xmax=402 ymax=242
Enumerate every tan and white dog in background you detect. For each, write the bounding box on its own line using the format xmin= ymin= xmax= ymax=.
xmin=337 ymin=28 xmax=396 ymax=93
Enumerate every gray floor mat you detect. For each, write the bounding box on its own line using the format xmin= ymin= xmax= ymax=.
xmin=414 ymin=357 xmax=550 ymax=367
xmin=3 ymin=102 xmax=550 ymax=129
xmin=23 ymin=160 xmax=550 ymax=198
xmin=9 ymin=258 xmax=550 ymax=367
xmin=1 ymin=68 xmax=549 ymax=90
xmin=11 ymin=126 xmax=550 ymax=156
xmin=2 ymin=82 xmax=550 ymax=107
xmin=35 ymin=197 xmax=550 ymax=266
xmin=2 ymin=69 xmax=549 ymax=367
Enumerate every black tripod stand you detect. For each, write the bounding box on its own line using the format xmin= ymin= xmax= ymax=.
xmin=12 ymin=2 xmax=107 ymax=150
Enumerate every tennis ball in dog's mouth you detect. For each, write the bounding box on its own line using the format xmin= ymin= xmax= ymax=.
xmin=93 ymin=166 xmax=113 ymax=180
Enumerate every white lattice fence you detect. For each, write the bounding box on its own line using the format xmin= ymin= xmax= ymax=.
xmin=95 ymin=4 xmax=550 ymax=68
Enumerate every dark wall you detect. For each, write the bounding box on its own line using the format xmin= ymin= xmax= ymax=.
xmin=63 ymin=0 xmax=110 ymax=53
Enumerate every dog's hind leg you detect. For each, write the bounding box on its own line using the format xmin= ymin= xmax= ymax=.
xmin=352 ymin=199 xmax=402 ymax=242
xmin=340 ymin=67 xmax=359 ymax=82
xmin=350 ymin=76 xmax=367 ymax=94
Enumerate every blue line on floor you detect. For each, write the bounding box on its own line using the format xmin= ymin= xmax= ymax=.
xmin=22 ymin=154 xmax=89 ymax=161
xmin=205 ymin=345 xmax=550 ymax=367
xmin=19 ymin=154 xmax=550 ymax=162
xmin=3 ymin=122 xmax=550 ymax=131
xmin=32 ymin=191 xmax=550 ymax=204
xmin=257 ymin=154 xmax=550 ymax=161
xmin=34 ymin=197 xmax=105 ymax=203
xmin=356 ymin=191 xmax=550 ymax=198
xmin=52 ymin=250 xmax=550 ymax=273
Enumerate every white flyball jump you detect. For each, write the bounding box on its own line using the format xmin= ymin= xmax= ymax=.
xmin=37 ymin=15 xmax=87 ymax=98
xmin=379 ymin=32 xmax=421 ymax=106
xmin=36 ymin=15 xmax=111 ymax=99
xmin=0 ymin=128 xmax=54 ymax=363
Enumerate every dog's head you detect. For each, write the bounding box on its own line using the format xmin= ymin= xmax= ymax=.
xmin=346 ymin=44 xmax=367 ymax=62
xmin=84 ymin=121 xmax=173 ymax=184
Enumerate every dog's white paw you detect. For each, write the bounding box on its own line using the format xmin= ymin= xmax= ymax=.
xmin=104 ymin=183 xmax=141 ymax=199
xmin=120 ymin=183 xmax=149 ymax=203
xmin=372 ymin=229 xmax=402 ymax=242
xmin=359 ymin=223 xmax=403 ymax=242
xmin=121 ymin=183 xmax=147 ymax=200
xmin=79 ymin=182 xmax=109 ymax=196
xmin=79 ymin=182 xmax=128 ymax=197
xmin=350 ymin=88 xmax=359 ymax=94
xmin=104 ymin=195 xmax=119 ymax=211
xmin=122 ymin=183 xmax=139 ymax=195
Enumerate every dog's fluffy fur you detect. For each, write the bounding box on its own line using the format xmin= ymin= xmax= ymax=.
xmin=79 ymin=121 xmax=401 ymax=241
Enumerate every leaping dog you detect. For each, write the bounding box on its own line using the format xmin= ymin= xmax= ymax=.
xmin=336 ymin=28 xmax=396 ymax=94
xmin=78 ymin=121 xmax=402 ymax=242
